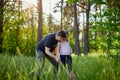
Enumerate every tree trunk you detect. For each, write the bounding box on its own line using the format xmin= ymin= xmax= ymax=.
xmin=107 ymin=29 xmax=111 ymax=53
xmin=0 ymin=0 xmax=4 ymax=53
xmin=84 ymin=0 xmax=90 ymax=55
xmin=61 ymin=0 xmax=63 ymax=30
xmin=38 ymin=0 xmax=42 ymax=41
xmin=31 ymin=9 xmax=35 ymax=42
xmin=16 ymin=0 xmax=21 ymax=46
xmin=73 ymin=3 xmax=80 ymax=56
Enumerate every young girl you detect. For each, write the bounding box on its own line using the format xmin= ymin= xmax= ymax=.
xmin=56 ymin=30 xmax=72 ymax=72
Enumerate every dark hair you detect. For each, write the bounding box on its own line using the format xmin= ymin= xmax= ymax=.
xmin=64 ymin=30 xmax=69 ymax=35
xmin=57 ymin=30 xmax=66 ymax=37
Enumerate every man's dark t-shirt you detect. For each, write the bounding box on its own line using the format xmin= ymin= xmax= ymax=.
xmin=36 ymin=33 xmax=57 ymax=54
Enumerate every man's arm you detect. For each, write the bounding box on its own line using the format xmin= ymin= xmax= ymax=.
xmin=45 ymin=47 xmax=59 ymax=62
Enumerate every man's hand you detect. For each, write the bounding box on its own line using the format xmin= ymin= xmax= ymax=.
xmin=54 ymin=56 xmax=60 ymax=62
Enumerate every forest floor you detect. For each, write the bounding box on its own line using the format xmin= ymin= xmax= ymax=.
xmin=0 ymin=53 xmax=120 ymax=80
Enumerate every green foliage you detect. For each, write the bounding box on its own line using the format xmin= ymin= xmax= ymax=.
xmin=69 ymin=32 xmax=75 ymax=52
xmin=90 ymin=2 xmax=120 ymax=52
xmin=0 ymin=53 xmax=120 ymax=80
xmin=2 ymin=1 xmax=38 ymax=55
xmin=42 ymin=25 xmax=49 ymax=37
xmin=1 ymin=0 xmax=120 ymax=55
xmin=67 ymin=0 xmax=79 ymax=3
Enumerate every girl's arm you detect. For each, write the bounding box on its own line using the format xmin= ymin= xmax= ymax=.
xmin=56 ymin=42 xmax=61 ymax=58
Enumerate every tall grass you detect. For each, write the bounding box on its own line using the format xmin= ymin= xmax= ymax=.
xmin=0 ymin=53 xmax=120 ymax=80
xmin=73 ymin=53 xmax=120 ymax=80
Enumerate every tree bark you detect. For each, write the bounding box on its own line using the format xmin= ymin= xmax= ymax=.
xmin=61 ymin=0 xmax=63 ymax=30
xmin=31 ymin=9 xmax=35 ymax=42
xmin=73 ymin=3 xmax=80 ymax=55
xmin=84 ymin=0 xmax=90 ymax=55
xmin=37 ymin=0 xmax=42 ymax=41
xmin=0 ymin=0 xmax=4 ymax=53
xmin=16 ymin=0 xmax=21 ymax=46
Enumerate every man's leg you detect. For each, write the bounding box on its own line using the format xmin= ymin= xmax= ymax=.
xmin=36 ymin=50 xmax=45 ymax=76
xmin=46 ymin=55 xmax=59 ymax=74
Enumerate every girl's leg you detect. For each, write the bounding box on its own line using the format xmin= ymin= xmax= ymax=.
xmin=60 ymin=55 xmax=66 ymax=67
xmin=67 ymin=55 xmax=72 ymax=72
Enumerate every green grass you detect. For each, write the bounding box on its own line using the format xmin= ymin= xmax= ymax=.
xmin=0 ymin=53 xmax=120 ymax=80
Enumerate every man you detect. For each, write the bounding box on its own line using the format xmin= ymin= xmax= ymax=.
xmin=36 ymin=30 xmax=66 ymax=78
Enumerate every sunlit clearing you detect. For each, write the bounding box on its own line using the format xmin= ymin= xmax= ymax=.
xmin=21 ymin=0 xmax=37 ymax=7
